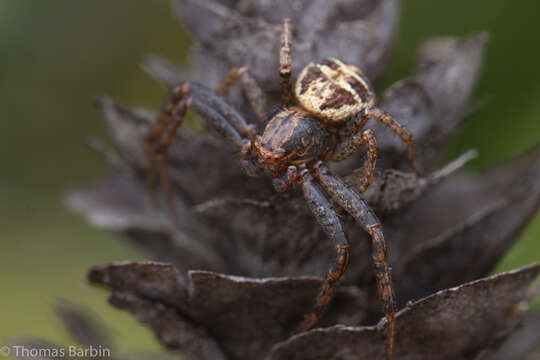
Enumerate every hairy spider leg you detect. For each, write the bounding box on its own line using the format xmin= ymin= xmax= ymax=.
xmin=280 ymin=18 xmax=293 ymax=105
xmin=314 ymin=161 xmax=396 ymax=360
xmin=326 ymin=128 xmax=379 ymax=193
xmin=147 ymin=82 xmax=253 ymax=223
xmin=155 ymin=97 xmax=190 ymax=223
xmin=336 ymin=107 xmax=421 ymax=175
xmin=145 ymin=86 xmax=187 ymax=202
xmin=217 ymin=67 xmax=269 ymax=125
xmin=294 ymin=167 xmax=351 ymax=334
xmin=365 ymin=107 xmax=421 ymax=175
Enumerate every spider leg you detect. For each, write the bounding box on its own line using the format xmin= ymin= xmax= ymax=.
xmin=280 ymin=18 xmax=293 ymax=105
xmin=217 ymin=67 xmax=269 ymax=125
xmin=187 ymin=82 xmax=256 ymax=138
xmin=147 ymin=83 xmax=253 ymax=223
xmin=365 ymin=107 xmax=421 ymax=174
xmin=182 ymin=82 xmax=259 ymax=176
xmin=147 ymin=82 xmax=253 ymax=189
xmin=146 ymin=85 xmax=187 ymax=202
xmin=313 ymin=161 xmax=396 ymax=360
xmin=294 ymin=167 xmax=350 ymax=334
xmin=325 ymin=128 xmax=378 ymax=193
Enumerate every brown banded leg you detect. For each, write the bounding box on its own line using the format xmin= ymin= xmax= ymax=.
xmin=294 ymin=167 xmax=350 ymax=334
xmin=280 ymin=18 xmax=293 ymax=104
xmin=325 ymin=129 xmax=378 ymax=193
xmin=154 ymin=97 xmax=190 ymax=223
xmin=313 ymin=161 xmax=396 ymax=360
xmin=371 ymin=224 xmax=395 ymax=360
xmin=146 ymin=84 xmax=188 ymax=202
xmin=146 ymin=113 xmax=169 ymax=203
xmin=217 ymin=67 xmax=243 ymax=96
xmin=217 ymin=67 xmax=269 ymax=125
xmin=366 ymin=107 xmax=421 ymax=174
xmin=153 ymin=93 xmax=248 ymax=223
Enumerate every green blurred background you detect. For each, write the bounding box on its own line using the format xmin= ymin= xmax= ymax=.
xmin=0 ymin=0 xmax=538 ymax=354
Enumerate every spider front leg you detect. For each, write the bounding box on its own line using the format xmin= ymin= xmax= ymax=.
xmin=313 ymin=161 xmax=396 ymax=360
xmin=338 ymin=108 xmax=421 ymax=175
xmin=326 ymin=128 xmax=379 ymax=193
xmin=366 ymin=107 xmax=421 ymax=174
xmin=146 ymin=82 xmax=254 ymax=222
xmin=295 ymin=167 xmax=350 ymax=334
xmin=217 ymin=67 xmax=268 ymax=125
xmin=279 ymin=18 xmax=293 ymax=105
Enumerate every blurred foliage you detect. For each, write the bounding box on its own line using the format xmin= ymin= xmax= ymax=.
xmin=0 ymin=0 xmax=188 ymax=352
xmin=0 ymin=0 xmax=538 ymax=354
xmin=379 ymin=0 xmax=540 ymax=276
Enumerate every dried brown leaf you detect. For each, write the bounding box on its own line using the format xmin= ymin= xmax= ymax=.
xmin=89 ymin=261 xmax=368 ymax=360
xmin=169 ymin=0 xmax=400 ymax=94
xmin=109 ymin=292 xmax=227 ymax=360
xmin=65 ymin=175 xmax=227 ymax=274
xmin=375 ymin=33 xmax=488 ymax=171
xmin=392 ymin=146 xmax=540 ymax=304
xmin=268 ymin=263 xmax=540 ymax=360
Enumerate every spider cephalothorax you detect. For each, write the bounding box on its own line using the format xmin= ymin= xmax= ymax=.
xmin=145 ymin=19 xmax=421 ymax=360
xmin=253 ymin=107 xmax=329 ymax=175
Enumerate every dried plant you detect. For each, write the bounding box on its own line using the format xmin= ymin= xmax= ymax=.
xmin=65 ymin=0 xmax=540 ymax=359
xmin=9 ymin=300 xmax=172 ymax=360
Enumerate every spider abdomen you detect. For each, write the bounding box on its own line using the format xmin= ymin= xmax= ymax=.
xmin=295 ymin=58 xmax=375 ymax=126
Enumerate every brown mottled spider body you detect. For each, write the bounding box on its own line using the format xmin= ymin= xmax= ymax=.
xmin=296 ymin=58 xmax=375 ymax=126
xmin=146 ymin=19 xmax=421 ymax=360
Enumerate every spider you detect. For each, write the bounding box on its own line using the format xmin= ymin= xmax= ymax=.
xmin=145 ymin=18 xmax=421 ymax=360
